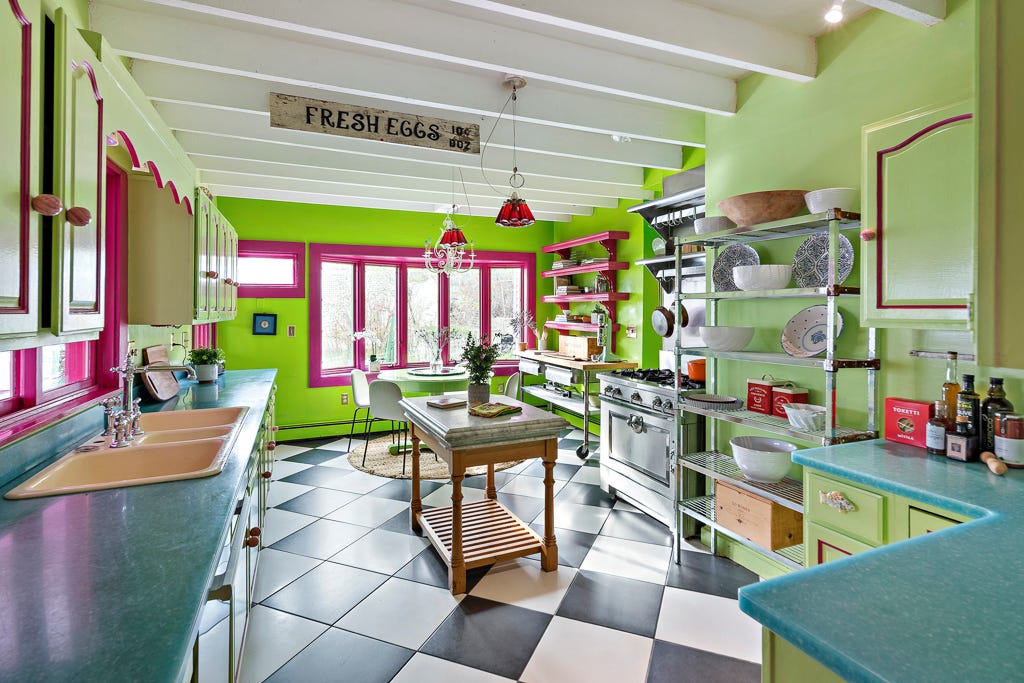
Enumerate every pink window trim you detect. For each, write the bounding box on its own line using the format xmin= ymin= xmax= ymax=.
xmin=309 ymin=243 xmax=536 ymax=388
xmin=0 ymin=352 xmax=18 ymax=417
xmin=237 ymin=240 xmax=306 ymax=298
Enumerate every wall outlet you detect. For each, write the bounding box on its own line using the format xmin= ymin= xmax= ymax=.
xmin=287 ymin=325 xmax=296 ymax=337
xmin=626 ymin=325 xmax=638 ymax=338
xmin=497 ymin=381 xmax=505 ymax=393
xmin=341 ymin=393 xmax=349 ymax=405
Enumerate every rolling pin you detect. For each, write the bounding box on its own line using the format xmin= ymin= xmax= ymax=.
xmin=981 ymin=451 xmax=1008 ymax=476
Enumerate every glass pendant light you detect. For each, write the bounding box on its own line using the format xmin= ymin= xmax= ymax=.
xmin=495 ymin=75 xmax=535 ymax=227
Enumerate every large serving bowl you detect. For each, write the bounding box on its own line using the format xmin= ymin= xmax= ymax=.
xmin=730 ymin=436 xmax=798 ymax=483
xmin=732 ymin=264 xmax=793 ymax=291
xmin=694 ymin=215 xmax=735 ymax=235
xmin=804 ymin=187 xmax=859 ymax=214
xmin=782 ymin=403 xmax=826 ymax=431
xmin=717 ymin=190 xmax=809 ymax=227
xmin=699 ymin=326 xmax=754 ymax=351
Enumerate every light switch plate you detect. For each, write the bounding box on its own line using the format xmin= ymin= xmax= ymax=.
xmin=626 ymin=326 xmax=637 ymax=338
xmin=287 ymin=325 xmax=296 ymax=337
xmin=341 ymin=394 xmax=349 ymax=405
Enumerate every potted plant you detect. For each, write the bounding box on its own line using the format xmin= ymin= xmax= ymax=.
xmin=188 ymin=347 xmax=224 ymax=383
xmin=510 ymin=310 xmax=544 ymax=351
xmin=353 ymin=330 xmax=383 ymax=371
xmin=461 ymin=332 xmax=503 ymax=406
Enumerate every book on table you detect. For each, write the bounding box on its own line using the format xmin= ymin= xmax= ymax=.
xmin=427 ymin=397 xmax=466 ymax=409
xmin=468 ymin=402 xmax=523 ymax=418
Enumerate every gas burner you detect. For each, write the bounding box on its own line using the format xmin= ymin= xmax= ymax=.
xmin=609 ymin=368 xmax=705 ymax=391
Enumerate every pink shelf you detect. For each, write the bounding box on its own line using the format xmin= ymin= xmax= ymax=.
xmin=542 ymin=231 xmax=630 ymax=254
xmin=542 ymin=261 xmax=628 ymax=278
xmin=542 ymin=292 xmax=630 ymax=304
xmin=545 ymin=321 xmax=621 ymax=333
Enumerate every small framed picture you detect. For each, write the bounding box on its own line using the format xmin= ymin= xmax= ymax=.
xmin=252 ymin=313 xmax=278 ymax=336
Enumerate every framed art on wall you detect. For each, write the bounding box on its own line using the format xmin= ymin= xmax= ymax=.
xmin=253 ymin=313 xmax=278 ymax=335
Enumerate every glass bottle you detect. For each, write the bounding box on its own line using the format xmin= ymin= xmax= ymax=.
xmin=926 ymin=401 xmax=949 ymax=455
xmin=981 ymin=377 xmax=1014 ymax=452
xmin=942 ymin=352 xmax=960 ymax=412
xmin=956 ymin=374 xmax=981 ymax=436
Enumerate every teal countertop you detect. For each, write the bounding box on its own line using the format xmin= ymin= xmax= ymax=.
xmin=738 ymin=439 xmax=1023 ymax=683
xmin=0 ymin=370 xmax=277 ymax=683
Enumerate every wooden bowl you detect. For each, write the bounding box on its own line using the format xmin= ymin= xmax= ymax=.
xmin=717 ymin=190 xmax=808 ymax=227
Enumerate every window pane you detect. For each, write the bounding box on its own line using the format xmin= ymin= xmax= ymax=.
xmin=321 ymin=261 xmax=354 ymax=370
xmin=0 ymin=351 xmax=12 ymax=400
xmin=490 ymin=267 xmax=523 ymax=358
xmin=448 ymin=269 xmax=481 ymax=359
xmin=238 ymin=255 xmax=295 ymax=286
xmin=407 ymin=268 xmax=440 ymax=363
xmin=41 ymin=342 xmax=92 ymax=392
xmin=363 ymin=265 xmax=397 ymax=365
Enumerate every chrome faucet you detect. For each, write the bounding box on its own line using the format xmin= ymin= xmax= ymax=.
xmin=105 ymin=349 xmax=197 ymax=448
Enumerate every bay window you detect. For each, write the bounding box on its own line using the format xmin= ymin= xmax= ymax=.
xmin=309 ymin=244 xmax=535 ymax=387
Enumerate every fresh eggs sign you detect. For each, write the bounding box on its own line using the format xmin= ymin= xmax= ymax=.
xmin=269 ymin=93 xmax=480 ymax=154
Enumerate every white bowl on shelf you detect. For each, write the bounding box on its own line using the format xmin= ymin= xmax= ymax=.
xmin=782 ymin=403 xmax=826 ymax=431
xmin=694 ymin=216 xmax=735 ymax=235
xmin=732 ymin=264 xmax=793 ymax=291
xmin=699 ymin=326 xmax=755 ymax=351
xmin=730 ymin=436 xmax=798 ymax=483
xmin=804 ymin=188 xmax=859 ymax=214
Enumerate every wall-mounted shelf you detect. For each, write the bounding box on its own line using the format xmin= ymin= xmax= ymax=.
xmin=541 ymin=261 xmax=628 ymax=278
xmin=542 ymin=230 xmax=629 ymax=256
xmin=542 ymin=292 xmax=630 ymax=304
xmin=545 ymin=321 xmax=621 ymax=334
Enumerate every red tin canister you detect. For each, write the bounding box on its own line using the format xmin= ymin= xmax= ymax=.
xmin=748 ymin=377 xmax=785 ymax=414
xmin=772 ymin=386 xmax=810 ymax=418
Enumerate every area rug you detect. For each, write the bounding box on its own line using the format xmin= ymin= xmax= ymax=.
xmin=347 ymin=433 xmax=523 ymax=480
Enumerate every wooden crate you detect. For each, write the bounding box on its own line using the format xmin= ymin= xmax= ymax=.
xmin=716 ymin=481 xmax=803 ymax=550
xmin=558 ymin=335 xmax=600 ymax=360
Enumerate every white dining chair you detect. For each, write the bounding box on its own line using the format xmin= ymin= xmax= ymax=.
xmin=347 ymin=369 xmax=372 ymax=452
xmin=364 ymin=380 xmax=411 ymax=473
xmin=503 ymin=372 xmax=521 ymax=400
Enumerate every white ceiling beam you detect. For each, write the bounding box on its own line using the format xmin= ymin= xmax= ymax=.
xmin=858 ymin=0 xmax=945 ymax=26
xmin=131 ymin=63 xmax=686 ymax=169
xmin=92 ymin=3 xmax=705 ymax=146
xmin=154 ymin=101 xmax=644 ymax=186
xmin=129 ymin=0 xmax=735 ymax=114
xmin=203 ymin=184 xmax=575 ymax=222
xmin=436 ymin=0 xmax=816 ymax=81
xmin=199 ymin=171 xmax=592 ymax=216
xmin=191 ymin=155 xmax=621 ymax=209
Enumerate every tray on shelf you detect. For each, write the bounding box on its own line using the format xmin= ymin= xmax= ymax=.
xmin=679 ymin=494 xmax=804 ymax=570
xmin=680 ymin=451 xmax=802 ymax=512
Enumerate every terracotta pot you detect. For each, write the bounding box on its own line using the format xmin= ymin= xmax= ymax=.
xmin=467 ymin=383 xmax=490 ymax=406
xmin=687 ymin=359 xmax=706 ymax=382
xmin=517 ymin=342 xmax=529 ymax=351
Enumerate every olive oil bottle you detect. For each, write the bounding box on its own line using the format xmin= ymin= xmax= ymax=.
xmin=981 ymin=377 xmax=1014 ymax=452
xmin=942 ymin=352 xmax=960 ymax=412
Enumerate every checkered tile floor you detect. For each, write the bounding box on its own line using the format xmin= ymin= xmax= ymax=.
xmin=201 ymin=429 xmax=762 ymax=682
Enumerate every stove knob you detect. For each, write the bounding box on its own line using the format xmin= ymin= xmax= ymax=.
xmin=604 ymin=386 xmax=614 ymax=396
xmin=630 ymin=391 xmax=642 ymax=404
xmin=611 ymin=387 xmax=622 ymax=398
xmin=663 ymin=400 xmax=673 ymax=412
xmin=651 ymin=397 xmax=663 ymax=409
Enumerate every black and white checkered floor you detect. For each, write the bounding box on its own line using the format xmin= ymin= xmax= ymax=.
xmin=207 ymin=429 xmax=763 ymax=682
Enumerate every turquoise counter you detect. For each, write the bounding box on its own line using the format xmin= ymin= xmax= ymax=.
xmin=0 ymin=370 xmax=277 ymax=682
xmin=738 ymin=439 xmax=1022 ymax=683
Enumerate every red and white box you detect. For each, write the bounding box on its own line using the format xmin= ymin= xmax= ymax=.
xmin=884 ymin=397 xmax=935 ymax=449
xmin=748 ymin=378 xmax=785 ymax=414
xmin=772 ymin=386 xmax=809 ymax=418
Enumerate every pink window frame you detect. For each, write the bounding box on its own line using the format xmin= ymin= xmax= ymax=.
xmin=308 ymin=243 xmax=536 ymax=388
xmin=236 ymin=240 xmax=306 ymax=298
xmin=0 ymin=352 xmax=18 ymax=416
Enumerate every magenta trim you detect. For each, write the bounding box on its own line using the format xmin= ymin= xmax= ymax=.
xmin=99 ymin=162 xmax=128 ymax=390
xmin=875 ymin=114 xmax=972 ymax=310
xmin=2 ymin=0 xmax=32 ymax=317
xmin=542 ymin=230 xmax=630 ymax=254
xmin=110 ymin=130 xmax=194 ymax=216
xmin=237 ymin=240 xmax=306 ymax=298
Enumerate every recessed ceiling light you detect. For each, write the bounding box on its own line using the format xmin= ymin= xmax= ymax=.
xmin=824 ymin=1 xmax=845 ymax=24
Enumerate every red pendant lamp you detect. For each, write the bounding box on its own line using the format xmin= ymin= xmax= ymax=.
xmin=495 ymin=75 xmax=535 ymax=228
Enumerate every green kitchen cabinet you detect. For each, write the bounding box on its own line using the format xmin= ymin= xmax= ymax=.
xmin=806 ymin=521 xmax=874 ymax=566
xmin=860 ymin=100 xmax=974 ymax=330
xmin=0 ymin=0 xmax=41 ymax=339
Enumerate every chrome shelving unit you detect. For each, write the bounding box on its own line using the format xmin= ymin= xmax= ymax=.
xmin=669 ymin=209 xmax=880 ymax=571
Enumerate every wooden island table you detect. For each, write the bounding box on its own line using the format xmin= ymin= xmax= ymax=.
xmin=399 ymin=395 xmax=569 ymax=594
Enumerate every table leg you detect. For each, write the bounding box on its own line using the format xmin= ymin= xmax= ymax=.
xmin=449 ymin=471 xmax=467 ymax=594
xmin=485 ymin=463 xmax=497 ymax=499
xmin=410 ymin=432 xmax=422 ymax=532
xmin=541 ymin=439 xmax=559 ymax=571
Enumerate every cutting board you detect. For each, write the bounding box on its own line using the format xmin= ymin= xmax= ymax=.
xmin=140 ymin=345 xmax=180 ymax=402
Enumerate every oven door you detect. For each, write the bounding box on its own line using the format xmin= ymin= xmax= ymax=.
xmin=603 ymin=400 xmax=672 ymax=486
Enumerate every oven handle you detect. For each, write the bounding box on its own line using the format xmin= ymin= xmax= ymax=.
xmin=627 ymin=414 xmax=644 ymax=434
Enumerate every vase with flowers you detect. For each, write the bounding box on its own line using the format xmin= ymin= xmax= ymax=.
xmin=461 ymin=332 xmax=503 ymax=405
xmin=415 ymin=326 xmax=451 ymax=373
xmin=353 ymin=330 xmax=383 ymax=371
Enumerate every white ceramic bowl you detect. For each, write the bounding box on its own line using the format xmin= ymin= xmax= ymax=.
xmin=698 ymin=326 xmax=755 ymax=351
xmin=732 ymin=264 xmax=793 ymax=291
xmin=730 ymin=436 xmax=798 ymax=483
xmin=694 ymin=216 xmax=735 ymax=235
xmin=804 ymin=188 xmax=859 ymax=214
xmin=782 ymin=403 xmax=826 ymax=431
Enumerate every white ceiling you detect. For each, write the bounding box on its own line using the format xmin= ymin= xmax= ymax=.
xmin=90 ymin=0 xmax=939 ymax=221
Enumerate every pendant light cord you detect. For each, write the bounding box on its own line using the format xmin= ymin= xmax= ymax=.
xmin=478 ymin=89 xmax=516 ymax=196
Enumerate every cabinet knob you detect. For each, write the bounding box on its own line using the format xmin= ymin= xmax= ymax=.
xmin=31 ymin=194 xmax=63 ymax=216
xmin=819 ymin=490 xmax=857 ymax=513
xmin=223 ymin=278 xmax=234 ymax=285
xmin=262 ymin=470 xmax=272 ymax=479
xmin=245 ymin=535 xmax=259 ymax=548
xmin=233 ymin=282 xmax=240 ymax=288
xmin=272 ymin=426 xmax=279 ymax=432
xmin=206 ymin=271 xmax=219 ymax=279
xmin=267 ymin=441 xmax=276 ymax=451
xmin=249 ymin=526 xmax=261 ymax=537
xmin=859 ymin=228 xmax=877 ymax=242
xmin=66 ymin=206 xmax=93 ymax=227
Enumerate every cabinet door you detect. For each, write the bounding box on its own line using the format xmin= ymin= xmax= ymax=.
xmin=0 ymin=0 xmax=40 ymax=338
xmin=908 ymin=507 xmax=960 ymax=537
xmin=52 ymin=9 xmax=104 ymax=334
xmin=806 ymin=522 xmax=874 ymax=567
xmin=861 ymin=101 xmax=975 ymax=329
xmin=194 ymin=191 xmax=211 ymax=321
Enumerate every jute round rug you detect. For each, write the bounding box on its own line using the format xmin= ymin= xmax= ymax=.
xmin=347 ymin=433 xmax=524 ymax=480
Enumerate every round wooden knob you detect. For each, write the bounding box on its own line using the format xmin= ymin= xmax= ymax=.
xmin=66 ymin=206 xmax=92 ymax=227
xmin=31 ymin=194 xmax=63 ymax=216
xmin=267 ymin=441 xmax=276 ymax=451
xmin=262 ymin=471 xmax=272 ymax=479
xmin=250 ymin=526 xmax=261 ymax=537
xmin=245 ymin=536 xmax=259 ymax=548
xmin=223 ymin=278 xmax=233 ymax=285
xmin=233 ymin=282 xmax=240 ymax=288
xmin=860 ymin=228 xmax=877 ymax=242
xmin=272 ymin=426 xmax=279 ymax=432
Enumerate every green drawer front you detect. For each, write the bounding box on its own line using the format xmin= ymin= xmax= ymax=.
xmin=908 ymin=507 xmax=960 ymax=538
xmin=806 ymin=472 xmax=887 ymax=545
xmin=806 ymin=522 xmax=875 ymax=566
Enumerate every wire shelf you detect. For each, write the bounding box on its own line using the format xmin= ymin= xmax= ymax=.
xmin=679 ymin=404 xmax=877 ymax=446
xmin=679 ymin=495 xmax=805 ymax=570
xmin=681 ymin=451 xmax=803 ymax=512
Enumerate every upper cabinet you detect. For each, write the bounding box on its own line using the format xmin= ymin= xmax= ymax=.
xmin=0 ymin=0 xmax=41 ymax=338
xmin=860 ymin=101 xmax=975 ymax=330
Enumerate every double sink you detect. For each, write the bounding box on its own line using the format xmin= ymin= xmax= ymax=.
xmin=5 ymin=406 xmax=249 ymax=500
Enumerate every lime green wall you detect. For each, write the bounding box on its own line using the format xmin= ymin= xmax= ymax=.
xmin=215 ymin=198 xmax=553 ymax=439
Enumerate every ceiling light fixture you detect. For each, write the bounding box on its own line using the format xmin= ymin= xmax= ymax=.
xmin=424 ymin=169 xmax=475 ymax=276
xmin=494 ymin=75 xmax=535 ymax=228
xmin=824 ymin=0 xmax=845 ymax=24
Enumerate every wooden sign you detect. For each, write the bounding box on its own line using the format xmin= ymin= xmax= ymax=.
xmin=269 ymin=93 xmax=479 ymax=153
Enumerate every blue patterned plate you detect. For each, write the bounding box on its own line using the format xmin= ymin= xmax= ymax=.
xmin=780 ymin=305 xmax=845 ymax=357
xmin=712 ymin=244 xmax=760 ymax=292
xmin=792 ymin=232 xmax=854 ymax=288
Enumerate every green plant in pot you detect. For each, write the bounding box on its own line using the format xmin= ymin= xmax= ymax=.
xmin=461 ymin=333 xmax=502 ymax=406
xmin=188 ymin=347 xmax=224 ymax=383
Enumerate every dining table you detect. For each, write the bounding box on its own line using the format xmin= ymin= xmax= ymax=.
xmin=375 ymin=367 xmax=470 ymax=395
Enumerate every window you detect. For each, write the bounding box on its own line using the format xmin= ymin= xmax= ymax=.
xmin=40 ymin=342 xmax=93 ymax=394
xmin=236 ymin=240 xmax=305 ymax=298
xmin=0 ymin=351 xmax=15 ymax=416
xmin=309 ymin=244 xmax=535 ymax=387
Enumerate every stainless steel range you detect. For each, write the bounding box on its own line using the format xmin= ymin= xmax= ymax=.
xmin=598 ymin=369 xmax=705 ymax=529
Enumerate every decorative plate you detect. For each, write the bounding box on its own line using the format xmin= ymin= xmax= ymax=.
xmin=791 ymin=232 xmax=854 ymax=288
xmin=712 ymin=244 xmax=760 ymax=292
xmin=780 ymin=305 xmax=845 ymax=358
